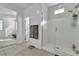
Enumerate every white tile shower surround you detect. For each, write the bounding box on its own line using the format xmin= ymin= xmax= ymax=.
xmin=0 ymin=42 xmax=53 ymax=56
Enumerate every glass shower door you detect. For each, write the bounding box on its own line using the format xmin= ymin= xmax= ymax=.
xmin=43 ymin=3 xmax=79 ymax=56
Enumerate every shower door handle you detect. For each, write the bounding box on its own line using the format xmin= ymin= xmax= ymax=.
xmin=55 ymin=27 xmax=57 ymax=32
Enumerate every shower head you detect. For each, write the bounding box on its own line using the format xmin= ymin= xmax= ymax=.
xmin=72 ymin=13 xmax=78 ymax=17
xmin=74 ymin=4 xmax=79 ymax=8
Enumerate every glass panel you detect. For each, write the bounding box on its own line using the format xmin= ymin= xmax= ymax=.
xmin=0 ymin=20 xmax=3 ymax=30
xmin=25 ymin=17 xmax=30 ymax=41
xmin=25 ymin=17 xmax=29 ymax=35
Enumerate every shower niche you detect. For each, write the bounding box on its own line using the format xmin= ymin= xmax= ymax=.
xmin=30 ymin=25 xmax=39 ymax=39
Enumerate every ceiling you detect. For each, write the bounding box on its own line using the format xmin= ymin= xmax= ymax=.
xmin=0 ymin=3 xmax=58 ymax=12
xmin=46 ymin=3 xmax=59 ymax=7
xmin=0 ymin=3 xmax=33 ymax=12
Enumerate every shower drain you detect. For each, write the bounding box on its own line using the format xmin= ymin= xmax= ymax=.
xmin=28 ymin=45 xmax=35 ymax=49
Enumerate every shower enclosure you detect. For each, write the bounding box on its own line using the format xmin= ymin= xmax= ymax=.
xmin=42 ymin=3 xmax=79 ymax=56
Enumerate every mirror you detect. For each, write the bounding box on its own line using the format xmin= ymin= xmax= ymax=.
xmin=0 ymin=6 xmax=17 ymax=39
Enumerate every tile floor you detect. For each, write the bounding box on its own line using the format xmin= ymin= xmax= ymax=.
xmin=0 ymin=42 xmax=54 ymax=56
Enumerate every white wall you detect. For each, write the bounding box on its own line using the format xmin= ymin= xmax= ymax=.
xmin=23 ymin=4 xmax=42 ymax=49
xmin=16 ymin=13 xmax=25 ymax=43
